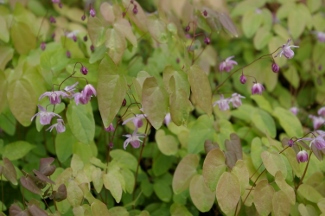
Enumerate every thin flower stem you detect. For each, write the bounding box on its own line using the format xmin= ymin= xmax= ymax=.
xmin=215 ymin=47 xmax=281 ymax=93
xmin=132 ymin=121 xmax=150 ymax=206
xmin=295 ymin=151 xmax=313 ymax=191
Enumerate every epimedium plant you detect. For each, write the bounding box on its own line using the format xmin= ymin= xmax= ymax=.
xmin=0 ymin=0 xmax=325 ymax=215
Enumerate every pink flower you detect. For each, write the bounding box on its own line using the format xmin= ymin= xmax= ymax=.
xmin=31 ymin=105 xmax=61 ymax=125
xmin=318 ymin=107 xmax=325 ymax=117
xmin=123 ymin=129 xmax=145 ymax=149
xmin=240 ymin=74 xmax=246 ymax=84
xmin=105 ymin=123 xmax=115 ymax=132
xmin=309 ymin=115 xmax=325 ymax=130
xmin=251 ymin=83 xmax=264 ymax=95
xmin=64 ymin=82 xmax=79 ymax=97
xmin=276 ymin=39 xmax=299 ymax=59
xmin=219 ymin=56 xmax=237 ymax=72
xmin=229 ymin=93 xmax=245 ymax=108
xmin=310 ymin=136 xmax=325 ymax=150
xmin=164 ymin=113 xmax=171 ymax=126
xmin=89 ymin=8 xmax=96 ymax=17
xmin=47 ymin=119 xmax=65 ymax=133
xmin=123 ymin=114 xmax=146 ymax=129
xmin=83 ymin=84 xmax=96 ymax=98
xmin=290 ymin=107 xmax=299 ymax=115
xmin=316 ymin=32 xmax=325 ymax=43
xmin=39 ymin=91 xmax=69 ymax=105
xmin=296 ymin=150 xmax=308 ymax=163
xmin=213 ymin=95 xmax=230 ymax=111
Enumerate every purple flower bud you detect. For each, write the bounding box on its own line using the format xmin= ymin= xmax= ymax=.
xmin=49 ymin=16 xmax=56 ymax=23
xmin=58 ymin=2 xmax=62 ymax=8
xmin=240 ymin=74 xmax=246 ymax=84
xmin=105 ymin=123 xmax=115 ymax=132
xmin=296 ymin=150 xmax=308 ymax=163
xmin=66 ymin=51 xmax=71 ymax=58
xmin=109 ymin=142 xmax=114 ymax=149
xmin=122 ymin=99 xmax=126 ymax=106
xmin=90 ymin=45 xmax=95 ymax=52
xmin=83 ymin=84 xmax=97 ymax=98
xmin=81 ymin=14 xmax=86 ymax=21
xmin=83 ymin=35 xmax=88 ymax=41
xmin=287 ymin=139 xmax=294 ymax=147
xmin=251 ymin=83 xmax=264 ymax=95
xmin=80 ymin=66 xmax=88 ymax=75
xmin=40 ymin=42 xmax=46 ymax=51
xmin=272 ymin=63 xmax=279 ymax=73
xmin=316 ymin=32 xmax=325 ymax=43
xmin=204 ymin=37 xmax=211 ymax=45
xmin=203 ymin=10 xmax=208 ymax=17
xmin=90 ymin=8 xmax=96 ymax=17
xmin=133 ymin=5 xmax=138 ymax=14
xmin=290 ymin=107 xmax=299 ymax=115
xmin=72 ymin=35 xmax=77 ymax=42
xmin=185 ymin=26 xmax=190 ymax=32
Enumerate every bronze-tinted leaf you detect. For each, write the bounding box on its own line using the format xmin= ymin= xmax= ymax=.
xmin=217 ymin=12 xmax=238 ymax=37
xmin=52 ymin=184 xmax=67 ymax=202
xmin=204 ymin=140 xmax=219 ymax=154
xmin=39 ymin=157 xmax=56 ymax=176
xmin=272 ymin=191 xmax=291 ymax=216
xmin=9 ymin=204 xmax=29 ymax=216
xmin=253 ymin=179 xmax=274 ymax=215
xmin=172 ymin=154 xmax=199 ymax=194
xmin=275 ymin=171 xmax=295 ymax=205
xmin=20 ymin=176 xmax=42 ymax=195
xmin=2 ymin=158 xmax=17 ymax=185
xmin=33 ymin=169 xmax=55 ymax=184
xmin=91 ymin=200 xmax=110 ymax=216
xmin=216 ymin=172 xmax=241 ymax=215
xmin=27 ymin=204 xmax=48 ymax=216
xmin=225 ymin=133 xmax=242 ymax=168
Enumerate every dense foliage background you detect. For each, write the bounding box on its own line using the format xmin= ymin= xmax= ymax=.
xmin=1 ymin=0 xmax=325 ymax=215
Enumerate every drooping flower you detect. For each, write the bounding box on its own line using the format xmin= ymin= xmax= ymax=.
xmin=40 ymin=42 xmax=46 ymax=51
xmin=64 ymin=82 xmax=79 ymax=97
xmin=276 ymin=39 xmax=299 ymax=59
xmin=49 ymin=16 xmax=56 ymax=23
xmin=309 ymin=115 xmax=325 ymax=130
xmin=229 ymin=93 xmax=245 ymax=108
xmin=251 ymin=83 xmax=264 ymax=95
xmin=123 ymin=129 xmax=145 ymax=149
xmin=47 ymin=119 xmax=66 ymax=133
xmin=219 ymin=56 xmax=237 ymax=72
xmin=272 ymin=63 xmax=279 ymax=73
xmin=310 ymin=136 xmax=325 ymax=150
xmin=83 ymin=84 xmax=96 ymax=98
xmin=204 ymin=37 xmax=211 ymax=45
xmin=132 ymin=4 xmax=138 ymax=14
xmin=123 ymin=114 xmax=146 ymax=129
xmin=89 ymin=8 xmax=96 ymax=17
xmin=105 ymin=123 xmax=115 ymax=132
xmin=316 ymin=31 xmax=325 ymax=43
xmin=164 ymin=113 xmax=171 ymax=126
xmin=213 ymin=95 xmax=230 ymax=111
xmin=240 ymin=74 xmax=246 ymax=84
xmin=290 ymin=107 xmax=299 ymax=115
xmin=296 ymin=150 xmax=308 ymax=163
xmin=31 ymin=105 xmax=61 ymax=125
xmin=318 ymin=107 xmax=325 ymax=117
xmin=39 ymin=91 xmax=69 ymax=105
xmin=80 ymin=66 xmax=88 ymax=75
xmin=73 ymin=92 xmax=90 ymax=105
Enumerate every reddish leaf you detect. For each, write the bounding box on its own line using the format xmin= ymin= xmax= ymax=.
xmin=39 ymin=157 xmax=56 ymax=176
xmin=20 ymin=176 xmax=42 ymax=195
xmin=2 ymin=158 xmax=17 ymax=185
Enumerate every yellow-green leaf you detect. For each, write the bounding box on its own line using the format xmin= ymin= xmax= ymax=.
xmin=272 ymin=190 xmax=292 ymax=216
xmin=253 ymin=179 xmax=274 ymax=216
xmin=261 ymin=151 xmax=287 ymax=177
xmin=273 ymin=107 xmax=303 ymax=138
xmin=275 ymin=171 xmax=295 ymax=205
xmin=297 ymin=184 xmax=323 ymax=203
xmin=155 ymin=129 xmax=178 ymax=155
xmin=3 ymin=141 xmax=35 ymax=161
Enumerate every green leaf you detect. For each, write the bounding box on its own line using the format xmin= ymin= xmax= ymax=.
xmin=3 ymin=141 xmax=35 ymax=161
xmin=153 ymin=181 xmax=172 ymax=202
xmin=98 ymin=55 xmax=127 ymax=128
xmin=188 ymin=65 xmax=212 ymax=115
xmin=170 ymin=204 xmax=192 ymax=216
xmin=231 ymin=160 xmax=249 ymax=196
xmin=8 ymin=78 xmax=37 ymax=127
xmin=251 ymin=108 xmax=276 ymax=138
xmin=87 ymin=17 xmax=107 ymax=47
xmin=275 ymin=171 xmax=295 ymax=205
xmin=307 ymin=0 xmax=321 ymax=13
xmin=202 ymin=148 xmax=227 ymax=191
xmin=288 ymin=4 xmax=306 ymax=40
xmin=297 ymin=184 xmax=323 ymax=203
xmin=188 ymin=115 xmax=214 ymax=154
xmin=153 ymin=153 xmax=174 ymax=176
xmin=251 ymin=137 xmax=264 ymax=170
xmin=67 ymin=180 xmax=83 ymax=207
xmin=92 ymin=168 xmax=103 ymax=194
xmin=0 ymin=46 xmax=14 ymax=70
xmin=114 ymin=18 xmax=137 ymax=47
xmin=11 ymin=22 xmax=36 ymax=55
xmin=120 ymin=169 xmax=134 ymax=194
xmin=189 ymin=174 xmax=215 ymax=212
xmin=0 ymin=16 xmax=9 ymax=43
xmin=172 ymin=154 xmax=199 ymax=194
xmin=55 ymin=125 xmax=76 ymax=163
xmin=272 ymin=191 xmax=292 ymax=216
xmin=273 ymin=107 xmax=303 ymax=138
xmin=0 ymin=110 xmax=16 ymax=135
xmin=108 ymin=207 xmax=129 ymax=216
xmin=148 ymin=16 xmax=168 ymax=43
xmin=103 ymin=171 xmax=123 ymax=203
xmin=253 ymin=26 xmax=272 ymax=50
xmin=142 ymin=76 xmax=169 ymax=129
xmin=250 ymin=95 xmax=273 ymax=113
xmin=283 ymin=65 xmax=300 ymax=89
xmin=242 ymin=10 xmax=263 ymax=38
xmin=110 ymin=149 xmax=138 ymax=172
xmin=66 ymin=102 xmax=95 ymax=144
xmin=261 ymin=151 xmax=287 ymax=177
xmin=105 ymin=28 xmax=126 ymax=64
xmin=155 ymin=130 xmax=178 ymax=156
xmin=253 ymin=179 xmax=274 ymax=216
xmin=40 ymin=47 xmax=70 ymax=73
xmin=91 ymin=200 xmax=110 ymax=216
xmin=216 ymin=172 xmax=241 ymax=215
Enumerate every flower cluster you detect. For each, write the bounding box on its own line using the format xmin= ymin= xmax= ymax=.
xmin=213 ymin=93 xmax=245 ymax=111
xmin=31 ymin=78 xmax=96 ymax=133
xmin=122 ymin=111 xmax=147 ymax=149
